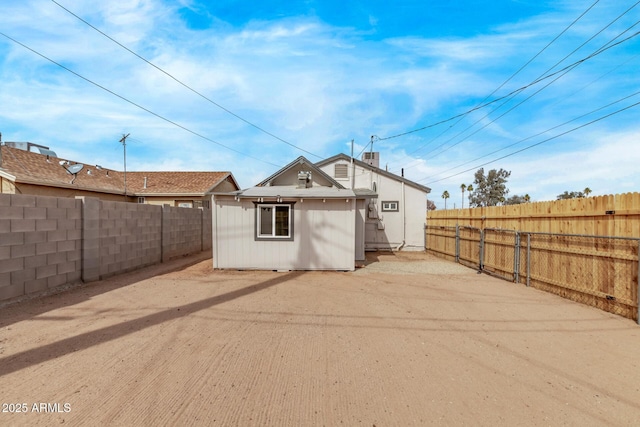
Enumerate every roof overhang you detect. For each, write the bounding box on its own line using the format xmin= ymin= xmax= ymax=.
xmin=233 ymin=185 xmax=356 ymax=199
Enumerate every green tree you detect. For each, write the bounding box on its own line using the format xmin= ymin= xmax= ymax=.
xmin=468 ymin=168 xmax=511 ymax=207
xmin=460 ymin=183 xmax=466 ymax=209
xmin=584 ymin=187 xmax=592 ymax=196
xmin=442 ymin=190 xmax=450 ymax=210
xmin=466 ymin=184 xmax=473 ymax=206
xmin=505 ymin=194 xmax=528 ymax=205
xmin=557 ymin=190 xmax=585 ymax=200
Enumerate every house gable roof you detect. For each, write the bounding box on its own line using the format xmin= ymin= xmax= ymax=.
xmin=315 ymin=153 xmax=431 ymax=194
xmin=257 ymin=156 xmax=345 ymax=189
xmin=0 ymin=144 xmax=238 ymax=196
xmin=234 ymin=156 xmax=354 ymax=199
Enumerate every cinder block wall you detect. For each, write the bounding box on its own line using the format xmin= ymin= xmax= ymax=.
xmin=0 ymin=195 xmax=82 ymax=301
xmin=1 ymin=194 xmax=211 ymax=303
xmin=162 ymin=205 xmax=203 ymax=261
xmin=202 ymin=208 xmax=212 ymax=251
xmin=88 ymin=199 xmax=163 ymax=280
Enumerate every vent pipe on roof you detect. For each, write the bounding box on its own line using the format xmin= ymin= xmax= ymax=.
xmin=144 ymin=176 xmax=147 ymax=189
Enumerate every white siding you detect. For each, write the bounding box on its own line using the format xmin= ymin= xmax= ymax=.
xmin=317 ymin=161 xmax=427 ymax=251
xmin=214 ymin=196 xmax=355 ymax=270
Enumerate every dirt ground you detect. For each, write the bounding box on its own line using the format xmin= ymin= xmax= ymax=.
xmin=1 ymin=251 xmax=640 ymax=426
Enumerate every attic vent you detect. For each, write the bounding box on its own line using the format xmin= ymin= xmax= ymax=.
xmin=297 ymin=171 xmax=312 ymax=188
xmin=334 ymin=164 xmax=348 ymax=179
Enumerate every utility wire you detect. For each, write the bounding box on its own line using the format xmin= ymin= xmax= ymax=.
xmin=414 ymin=20 xmax=640 ymax=179
xmin=421 ymin=89 xmax=640 ymax=182
xmin=421 ymin=98 xmax=640 ymax=185
xmin=50 ymin=0 xmax=322 ymax=159
xmin=388 ymin=0 xmax=602 ymax=169
xmin=411 ymin=22 xmax=639 ymax=170
xmin=0 ymin=31 xmax=281 ymax=168
xmin=380 ymin=1 xmax=639 ymax=145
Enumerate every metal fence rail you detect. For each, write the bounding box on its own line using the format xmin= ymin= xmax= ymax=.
xmin=425 ymin=225 xmax=457 ymax=261
xmin=425 ymin=225 xmax=640 ymax=324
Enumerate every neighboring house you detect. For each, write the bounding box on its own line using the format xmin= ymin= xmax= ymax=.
xmin=211 ymin=153 xmax=431 ymax=271
xmin=0 ymin=142 xmax=239 ymax=206
xmin=316 ymin=152 xmax=431 ymax=252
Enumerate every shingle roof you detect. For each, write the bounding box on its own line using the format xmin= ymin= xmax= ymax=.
xmin=0 ymin=145 xmax=234 ymax=195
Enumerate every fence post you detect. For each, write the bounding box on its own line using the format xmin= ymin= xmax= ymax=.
xmin=514 ymin=231 xmax=520 ymax=283
xmin=479 ymin=229 xmax=484 ymax=271
xmin=637 ymin=240 xmax=640 ymax=325
xmin=455 ymin=225 xmax=460 ymax=263
xmin=526 ymin=233 xmax=531 ymax=287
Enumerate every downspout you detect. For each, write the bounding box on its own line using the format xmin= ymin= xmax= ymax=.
xmin=396 ymin=181 xmax=406 ymax=251
xmin=211 ymin=194 xmax=217 ymax=268
xmin=350 ymin=139 xmax=355 ymax=189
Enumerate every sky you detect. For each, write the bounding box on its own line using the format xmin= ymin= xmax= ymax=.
xmin=1 ymin=0 xmax=638 ymax=209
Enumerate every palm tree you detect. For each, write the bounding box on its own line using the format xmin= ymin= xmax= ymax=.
xmin=584 ymin=187 xmax=592 ymax=197
xmin=442 ymin=190 xmax=450 ymax=210
xmin=524 ymin=194 xmax=531 ymax=203
xmin=466 ymin=184 xmax=473 ymax=207
xmin=460 ymin=183 xmax=466 ymax=209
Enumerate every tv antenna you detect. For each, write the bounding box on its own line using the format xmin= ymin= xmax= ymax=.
xmin=120 ymin=133 xmax=130 ymax=199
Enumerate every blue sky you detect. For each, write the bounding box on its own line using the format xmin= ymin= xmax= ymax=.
xmin=1 ymin=0 xmax=638 ymax=208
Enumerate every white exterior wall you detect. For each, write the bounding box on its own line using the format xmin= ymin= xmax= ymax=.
xmin=318 ymin=161 xmax=427 ymax=251
xmin=213 ymin=196 xmax=356 ymax=270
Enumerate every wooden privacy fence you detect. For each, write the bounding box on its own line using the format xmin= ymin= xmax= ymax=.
xmin=426 ymin=193 xmax=640 ymax=323
xmin=427 ymin=192 xmax=640 ymax=237
xmin=426 ymin=225 xmax=640 ymax=323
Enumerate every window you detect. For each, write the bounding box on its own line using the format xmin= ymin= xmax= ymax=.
xmin=177 ymin=201 xmax=193 ymax=208
xmin=382 ymin=201 xmax=399 ymax=212
xmin=137 ymin=197 xmax=145 ymax=204
xmin=334 ymin=164 xmax=348 ymax=179
xmin=255 ymin=203 xmax=294 ymax=240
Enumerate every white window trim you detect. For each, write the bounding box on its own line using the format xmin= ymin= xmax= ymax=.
xmin=255 ymin=203 xmax=294 ymax=241
xmin=382 ymin=201 xmax=399 ymax=212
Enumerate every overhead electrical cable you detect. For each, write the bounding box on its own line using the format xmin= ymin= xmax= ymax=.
xmin=421 ymin=98 xmax=640 ymax=185
xmin=0 ymin=31 xmax=281 ymax=168
xmin=50 ymin=0 xmax=322 ymax=159
xmin=421 ymin=89 xmax=640 ymax=182
xmin=405 ymin=21 xmax=640 ymax=173
xmin=390 ymin=29 xmax=640 ymax=182
xmin=413 ymin=19 xmax=640 ymax=179
xmin=380 ymin=1 xmax=639 ymax=146
xmin=386 ymin=0 xmax=601 ymax=170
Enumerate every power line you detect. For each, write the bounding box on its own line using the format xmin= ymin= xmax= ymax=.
xmin=50 ymin=0 xmax=322 ymax=160
xmin=387 ymin=0 xmax=602 ymax=170
xmin=410 ymin=20 xmax=640 ymax=178
xmin=0 ymin=31 xmax=281 ymax=168
xmin=421 ymin=98 xmax=640 ymax=185
xmin=380 ymin=1 xmax=639 ymax=147
xmin=421 ymin=89 xmax=640 ymax=182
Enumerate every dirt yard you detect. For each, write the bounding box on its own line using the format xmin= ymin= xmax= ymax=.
xmin=1 ymin=251 xmax=640 ymax=426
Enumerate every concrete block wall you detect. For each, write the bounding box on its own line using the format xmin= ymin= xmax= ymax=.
xmin=100 ymin=200 xmax=162 ymax=279
xmin=0 ymin=195 xmax=82 ymax=301
xmin=1 ymin=194 xmax=211 ymax=302
xmin=162 ymin=205 xmax=203 ymax=261
xmin=202 ymin=208 xmax=212 ymax=251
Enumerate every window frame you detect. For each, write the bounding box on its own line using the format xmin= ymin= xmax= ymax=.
xmin=381 ymin=201 xmax=399 ymax=212
xmin=254 ymin=202 xmax=295 ymax=241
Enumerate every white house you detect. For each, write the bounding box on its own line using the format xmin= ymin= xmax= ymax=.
xmin=211 ymin=153 xmax=430 ymax=271
xmin=315 ymin=152 xmax=431 ymax=254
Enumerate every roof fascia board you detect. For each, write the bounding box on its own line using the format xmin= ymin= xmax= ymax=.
xmin=316 ymin=153 xmax=431 ymax=194
xmin=257 ymin=156 xmax=345 ymax=189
